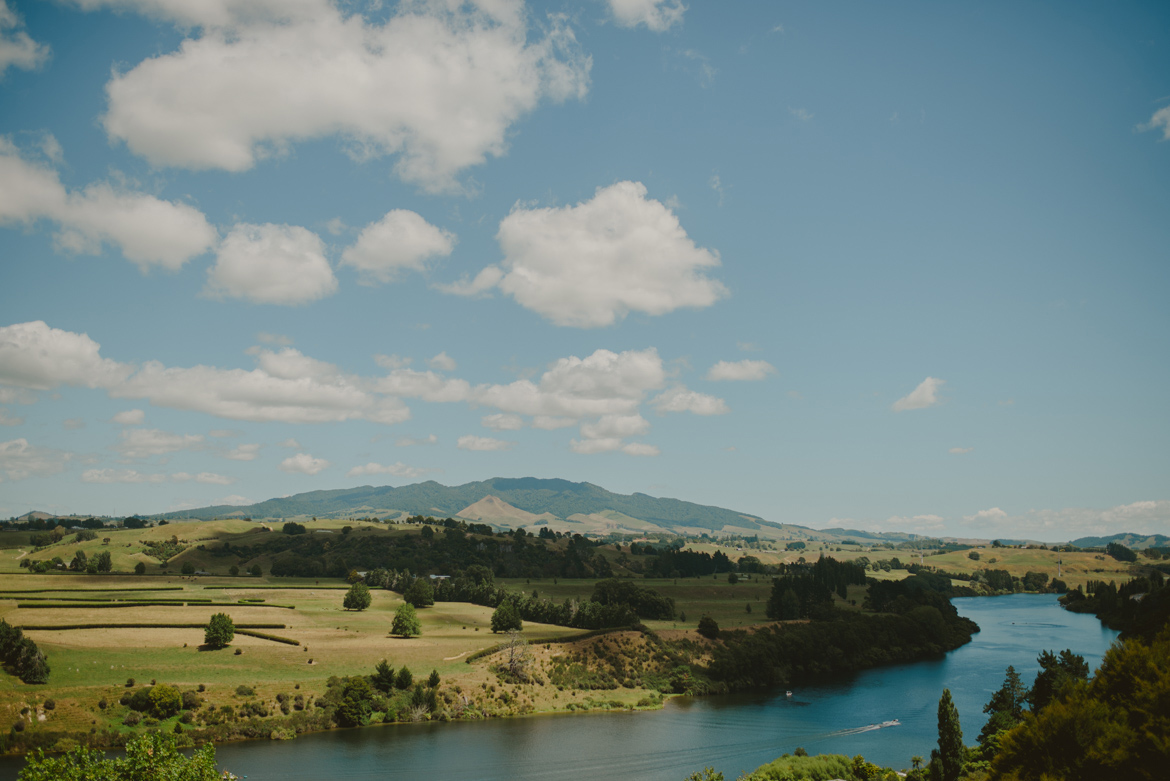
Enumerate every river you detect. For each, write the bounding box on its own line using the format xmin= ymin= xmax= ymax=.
xmin=0 ymin=595 xmax=1119 ymax=779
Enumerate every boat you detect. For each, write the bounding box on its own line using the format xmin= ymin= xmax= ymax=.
xmin=880 ymin=719 xmax=900 ymax=727
xmin=786 ymin=691 xmax=793 ymax=697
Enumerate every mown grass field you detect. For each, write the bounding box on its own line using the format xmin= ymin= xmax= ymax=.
xmin=922 ymin=546 xmax=1137 ymax=590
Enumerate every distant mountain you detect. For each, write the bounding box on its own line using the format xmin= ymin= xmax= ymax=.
xmin=1069 ymin=533 xmax=1170 ymax=550
xmin=157 ymin=477 xmax=799 ymax=538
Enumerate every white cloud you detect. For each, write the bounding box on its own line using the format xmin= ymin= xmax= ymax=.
xmin=873 ymin=514 xmax=947 ymax=534
xmin=0 ymin=438 xmax=71 ymax=480
xmin=216 ymin=494 xmax=250 ymax=506
xmin=606 ymin=0 xmax=686 ymax=32
xmin=225 ymin=443 xmax=261 ymax=461
xmin=435 ymin=266 xmax=504 ymax=298
xmin=789 ymin=107 xmax=813 ymax=121
xmin=457 ymin=435 xmax=515 ymax=451
xmin=374 ymin=354 xmax=412 ymax=370
xmin=397 ymin=434 xmax=438 ymax=447
xmin=347 ymin=461 xmax=426 ymax=479
xmin=279 ymin=452 xmax=330 ymax=475
xmin=341 ymin=210 xmax=455 ymax=284
xmin=278 ymin=438 xmax=301 ymax=449
xmin=892 ymin=377 xmax=945 ymax=412
xmin=0 ymin=321 xmax=133 ymax=390
xmin=1139 ymin=105 xmax=1170 ymax=140
xmin=569 ymin=437 xmax=621 ymax=454
xmin=706 ymin=359 xmax=775 ymax=382
xmin=963 ymin=507 xmax=1008 ymax=523
xmin=622 ymin=442 xmax=660 ymax=456
xmin=652 ymin=386 xmax=729 ymax=415
xmin=256 ymin=332 xmax=293 ymax=346
xmin=111 ymin=409 xmax=145 ymax=425
xmin=194 ymin=471 xmax=234 ymax=485
xmin=82 ymin=468 xmax=166 ymax=484
xmin=580 ymin=414 xmax=650 ymax=440
xmin=949 ymin=447 xmax=974 ymax=455
xmin=112 ymin=427 xmax=203 ymax=459
xmin=208 ymin=429 xmax=240 ymax=438
xmin=0 ymin=139 xmax=216 ymax=271
xmin=0 ymin=409 xmax=23 ymax=426
xmin=0 ymin=2 xmax=49 ymax=78
xmin=960 ymin=501 xmax=1170 ymax=539
xmin=532 ymin=416 xmax=576 ymax=430
xmin=482 ymin=413 xmax=524 ymax=431
xmin=91 ymin=0 xmax=591 ymax=192
xmin=427 ymin=352 xmax=457 ymax=372
xmin=462 ymin=181 xmax=726 ymax=327
xmin=205 ymin=223 xmax=336 ymax=305
xmin=62 ymin=418 xmax=85 ymax=430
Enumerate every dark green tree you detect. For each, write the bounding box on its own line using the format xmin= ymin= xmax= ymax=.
xmin=427 ymin=669 xmax=440 ymax=688
xmin=343 ymin=582 xmax=372 ymax=611
xmin=134 ymin=561 xmax=146 ymax=575
xmin=372 ymin=659 xmax=396 ymax=693
xmin=697 ymin=616 xmax=720 ymax=639
xmin=249 ymin=564 xmax=262 ymax=577
xmin=1028 ymin=649 xmax=1089 ymax=712
xmin=181 ymin=561 xmax=195 ymax=575
xmin=403 ymin=578 xmax=434 ymax=608
xmin=979 ymin=666 xmax=1027 ymax=751
xmin=394 ymin=667 xmax=413 ymax=690
xmin=335 ymin=677 xmax=375 ymax=727
xmin=491 ymin=600 xmax=522 ymax=633
xmin=936 ymin=688 xmax=964 ymax=781
xmin=204 ymin=613 xmax=235 ymax=649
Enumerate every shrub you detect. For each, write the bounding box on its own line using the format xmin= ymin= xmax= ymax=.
xmin=42 ymin=699 xmax=55 ymax=710
xmin=98 ymin=699 xmax=107 ymax=710
xmin=14 ymin=721 xmax=24 ymax=732
xmin=181 ymin=562 xmax=196 ymax=575
xmin=149 ymin=684 xmax=182 ymax=718
xmin=491 ymin=600 xmax=522 ymax=633
xmin=697 ymin=616 xmax=720 ymax=640
xmin=235 ymin=685 xmax=254 ymax=697
xmin=126 ymin=678 xmax=135 ymax=687
xmin=123 ymin=711 xmax=141 ymax=727
xmin=234 ymin=648 xmax=242 ymax=656
xmin=250 ymin=564 xmax=262 ymax=577
xmin=181 ymin=690 xmax=202 ymax=711
xmin=134 ymin=562 xmax=146 ymax=575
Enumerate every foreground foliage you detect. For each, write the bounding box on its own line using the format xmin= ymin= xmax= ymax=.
xmin=18 ymin=732 xmax=229 ymax=780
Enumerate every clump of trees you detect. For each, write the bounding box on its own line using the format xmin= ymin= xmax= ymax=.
xmin=0 ymin=620 xmax=49 ymax=684
xmin=491 ymin=601 xmax=522 ymax=633
xmin=18 ymin=733 xmax=221 ymax=780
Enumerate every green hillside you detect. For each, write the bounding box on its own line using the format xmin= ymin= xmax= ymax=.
xmin=1069 ymin=532 xmax=1170 ymax=549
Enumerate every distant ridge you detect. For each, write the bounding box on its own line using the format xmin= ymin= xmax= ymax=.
xmin=156 ymin=477 xmax=794 ymax=537
xmin=1069 ymin=532 xmax=1170 ymax=550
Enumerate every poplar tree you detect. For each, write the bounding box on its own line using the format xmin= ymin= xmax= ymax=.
xmin=937 ymin=688 xmax=964 ymax=781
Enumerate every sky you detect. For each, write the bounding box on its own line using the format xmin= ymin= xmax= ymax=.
xmin=0 ymin=0 xmax=1167 ymax=541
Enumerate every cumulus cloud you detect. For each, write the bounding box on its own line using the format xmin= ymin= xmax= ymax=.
xmin=482 ymin=413 xmax=524 ymax=431
xmin=435 ymin=266 xmax=504 ymax=298
xmin=892 ymin=377 xmax=945 ymax=412
xmin=606 ymin=0 xmax=686 ymax=32
xmin=0 ymin=321 xmax=133 ymax=390
xmin=194 ymin=471 xmax=235 ymax=485
xmin=205 ymin=223 xmax=337 ymax=305
xmin=872 ymin=514 xmax=947 ymax=534
xmin=455 ymin=181 xmax=726 ymax=327
xmin=580 ymin=414 xmax=650 ymax=440
xmin=397 ymin=434 xmax=438 ymax=447
xmin=457 ymin=435 xmax=515 ymax=451
xmin=949 ymin=447 xmax=974 ymax=455
xmin=82 ymin=468 xmax=166 ymax=484
xmin=87 ymin=0 xmax=591 ymax=192
xmin=706 ymin=359 xmax=775 ymax=382
xmin=0 ymin=409 xmax=23 ymax=426
xmin=278 ymin=438 xmax=301 ymax=449
xmin=112 ymin=427 xmax=203 ymax=459
xmin=427 ymin=352 xmax=457 ymax=372
xmin=621 ymin=442 xmax=660 ymax=456
xmin=279 ymin=452 xmax=329 ymax=475
xmin=347 ymin=461 xmax=427 ymax=479
xmin=0 ymin=139 xmax=216 ymax=271
xmin=0 ymin=438 xmax=71 ymax=480
xmin=256 ymin=332 xmax=293 ymax=346
xmin=225 ymin=443 xmax=261 ymax=461
xmin=0 ymin=1 xmax=48 ymax=77
xmin=111 ymin=409 xmax=145 ymax=425
xmin=1139 ymin=105 xmax=1170 ymax=141
xmin=63 ymin=418 xmax=85 ymax=430
xmin=341 ymin=210 xmax=455 ymax=284
xmin=960 ymin=501 xmax=1170 ymax=539
xmin=652 ymin=386 xmax=729 ymax=415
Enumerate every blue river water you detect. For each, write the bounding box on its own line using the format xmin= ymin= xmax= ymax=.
xmin=0 ymin=594 xmax=1119 ymax=779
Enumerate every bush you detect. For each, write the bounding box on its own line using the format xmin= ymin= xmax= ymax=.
xmin=697 ymin=616 xmax=720 ymax=640
xmin=491 ymin=601 xmax=522 ymax=633
xmin=123 ymin=711 xmax=142 ymax=727
xmin=235 ymin=685 xmax=254 ymax=697
xmin=181 ymin=562 xmax=196 ymax=575
xmin=134 ymin=562 xmax=146 ymax=575
xmin=149 ymin=684 xmax=182 ymax=718
xmin=42 ymin=699 xmax=54 ymax=711
xmin=205 ymin=613 xmax=235 ymax=649
xmin=403 ymin=578 xmax=434 ymax=608
xmin=250 ymin=564 xmax=262 ymax=577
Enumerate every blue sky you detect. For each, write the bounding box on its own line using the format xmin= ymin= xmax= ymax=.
xmin=0 ymin=0 xmax=1167 ymax=540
